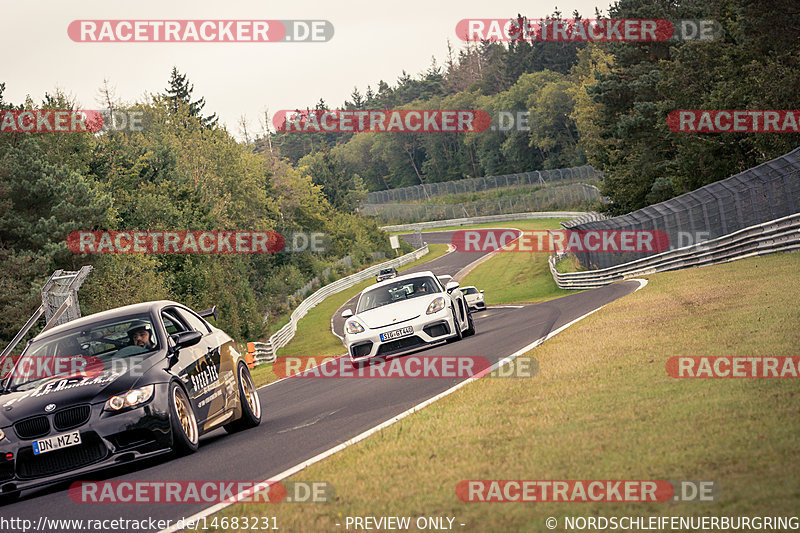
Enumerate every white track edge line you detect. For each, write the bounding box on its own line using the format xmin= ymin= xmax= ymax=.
xmin=158 ymin=278 xmax=644 ymax=533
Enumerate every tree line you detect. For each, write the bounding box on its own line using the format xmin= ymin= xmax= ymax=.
xmin=265 ymin=0 xmax=799 ymax=216
xmin=0 ymin=71 xmax=391 ymax=345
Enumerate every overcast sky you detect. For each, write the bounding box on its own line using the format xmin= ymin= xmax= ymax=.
xmin=2 ymin=0 xmax=607 ymax=138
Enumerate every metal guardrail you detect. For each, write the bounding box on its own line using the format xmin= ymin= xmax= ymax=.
xmin=255 ymin=245 xmax=430 ymax=363
xmin=248 ymin=341 xmax=274 ymax=364
xmin=380 ymin=211 xmax=589 ymax=233
xmin=561 ymin=211 xmax=608 ymax=228
xmin=566 ymin=151 xmax=800 ymax=270
xmin=550 ymin=213 xmax=800 ymax=290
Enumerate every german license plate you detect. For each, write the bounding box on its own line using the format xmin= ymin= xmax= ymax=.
xmin=380 ymin=326 xmax=413 ymax=341
xmin=32 ymin=430 xmax=82 ymax=455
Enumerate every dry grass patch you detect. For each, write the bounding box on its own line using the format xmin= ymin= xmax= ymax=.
xmin=218 ymin=251 xmax=799 ymax=532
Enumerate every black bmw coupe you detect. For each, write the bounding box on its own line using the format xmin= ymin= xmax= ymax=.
xmin=0 ymin=300 xmax=261 ymax=500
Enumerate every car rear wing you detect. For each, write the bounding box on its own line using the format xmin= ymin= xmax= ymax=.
xmin=198 ymin=305 xmax=218 ymax=322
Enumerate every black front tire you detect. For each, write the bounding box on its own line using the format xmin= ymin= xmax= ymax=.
xmin=463 ymin=306 xmax=476 ymax=337
xmin=224 ymin=363 xmax=262 ymax=433
xmin=169 ymin=382 xmax=199 ymax=455
xmin=446 ymin=305 xmax=463 ymax=343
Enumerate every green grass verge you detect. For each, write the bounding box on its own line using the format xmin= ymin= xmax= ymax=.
xmin=215 ymin=251 xmax=800 ymax=532
xmin=459 ymin=219 xmax=573 ymax=305
xmin=249 ymin=243 xmax=450 ymax=387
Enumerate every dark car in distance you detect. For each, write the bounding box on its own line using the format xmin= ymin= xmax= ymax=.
xmin=376 ymin=267 xmax=398 ymax=283
xmin=0 ymin=301 xmax=261 ymax=501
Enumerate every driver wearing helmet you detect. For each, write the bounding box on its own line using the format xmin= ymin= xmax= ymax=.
xmin=127 ymin=321 xmax=155 ymax=350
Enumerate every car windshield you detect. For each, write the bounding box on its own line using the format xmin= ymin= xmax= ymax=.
xmin=462 ymin=287 xmax=479 ymax=295
xmin=379 ymin=269 xmax=394 ymax=275
xmin=4 ymin=313 xmax=159 ymax=391
xmin=357 ymin=276 xmax=440 ymax=313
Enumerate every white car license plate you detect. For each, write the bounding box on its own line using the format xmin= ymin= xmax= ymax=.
xmin=380 ymin=326 xmax=414 ymax=341
xmin=32 ymin=430 xmax=82 ymax=455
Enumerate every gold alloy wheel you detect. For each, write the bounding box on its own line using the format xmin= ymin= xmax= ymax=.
xmin=173 ymin=387 xmax=198 ymax=444
xmin=240 ymin=366 xmax=261 ymax=419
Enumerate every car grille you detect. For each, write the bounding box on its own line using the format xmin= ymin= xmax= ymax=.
xmin=16 ymin=433 xmax=108 ymax=479
xmin=110 ymin=429 xmax=157 ymax=450
xmin=0 ymin=462 xmax=13 ymax=482
xmin=54 ymin=405 xmax=91 ymax=431
xmin=376 ymin=335 xmax=424 ymax=355
xmin=14 ymin=416 xmax=50 ymax=439
xmin=423 ymin=322 xmax=451 ymax=338
xmin=350 ymin=342 xmax=373 ymax=358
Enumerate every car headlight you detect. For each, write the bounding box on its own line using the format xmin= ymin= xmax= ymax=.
xmin=104 ymin=384 xmax=155 ymax=412
xmin=345 ymin=319 xmax=365 ymax=334
xmin=426 ymin=297 xmax=446 ymax=315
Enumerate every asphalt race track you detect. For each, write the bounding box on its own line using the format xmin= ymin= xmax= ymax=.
xmin=2 ymin=230 xmax=641 ymax=532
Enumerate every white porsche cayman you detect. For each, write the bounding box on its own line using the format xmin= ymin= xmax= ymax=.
xmin=342 ymin=270 xmax=475 ymax=363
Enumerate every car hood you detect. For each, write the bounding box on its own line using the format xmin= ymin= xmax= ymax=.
xmin=0 ymin=353 xmax=163 ymax=426
xmin=356 ymin=296 xmax=443 ymax=329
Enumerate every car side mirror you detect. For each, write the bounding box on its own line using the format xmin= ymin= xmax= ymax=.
xmin=342 ymin=309 xmax=353 ymax=319
xmin=445 ymin=281 xmax=460 ymax=293
xmin=167 ymin=331 xmax=202 ymax=367
xmin=171 ymin=330 xmax=202 ymax=349
xmin=480 ymin=290 xmax=484 ymax=293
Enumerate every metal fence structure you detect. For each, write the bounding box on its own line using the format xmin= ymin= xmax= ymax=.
xmin=1 ymin=266 xmax=93 ymax=360
xmin=361 ymin=183 xmax=602 ymax=225
xmin=381 ymin=211 xmax=589 ymax=233
xmin=550 ymin=212 xmax=800 ymax=290
xmin=365 ymin=165 xmax=602 ymax=204
xmin=565 ymin=149 xmax=800 ymax=270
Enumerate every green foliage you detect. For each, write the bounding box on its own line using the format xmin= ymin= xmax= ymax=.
xmin=586 ymin=0 xmax=800 ymax=214
xmin=0 ymin=75 xmax=391 ymax=345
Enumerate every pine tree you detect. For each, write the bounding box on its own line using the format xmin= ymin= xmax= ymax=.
xmin=164 ymin=67 xmax=218 ymax=129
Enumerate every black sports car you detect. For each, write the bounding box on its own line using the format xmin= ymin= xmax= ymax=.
xmin=0 ymin=300 xmax=261 ymax=501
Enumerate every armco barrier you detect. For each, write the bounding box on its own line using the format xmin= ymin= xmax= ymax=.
xmin=380 ymin=211 xmax=588 ymax=233
xmin=550 ymin=212 xmax=800 ymax=290
xmin=256 ymin=245 xmax=429 ymax=363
